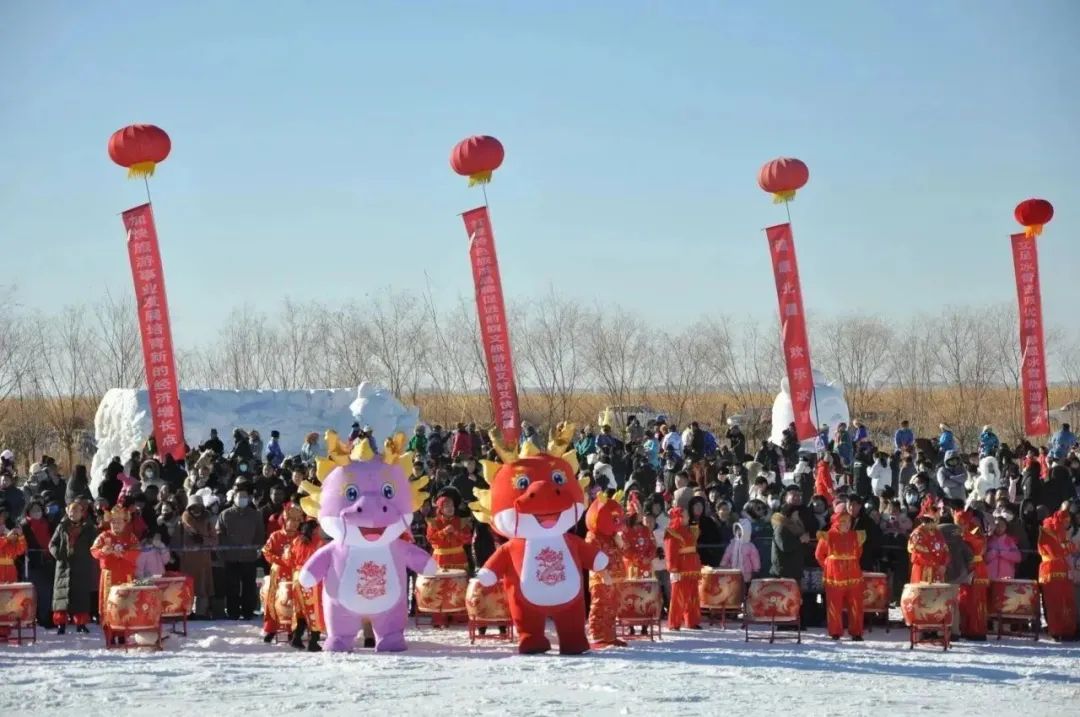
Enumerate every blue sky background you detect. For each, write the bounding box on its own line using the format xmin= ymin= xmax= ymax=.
xmin=1 ymin=1 xmax=1078 ymax=347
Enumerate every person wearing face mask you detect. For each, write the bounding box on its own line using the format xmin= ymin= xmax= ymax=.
xmin=21 ymin=499 xmax=58 ymax=627
xmin=179 ymin=495 xmax=216 ymax=619
xmin=216 ymin=481 xmax=265 ymax=621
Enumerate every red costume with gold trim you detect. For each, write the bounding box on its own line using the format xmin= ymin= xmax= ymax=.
xmin=954 ymin=510 xmax=988 ymax=639
xmin=262 ymin=505 xmax=303 ymax=635
xmin=908 ymin=499 xmax=949 ymax=583
xmin=815 ymin=513 xmax=865 ymax=638
xmin=426 ymin=500 xmax=473 ymax=571
xmin=585 ymin=493 xmax=626 ymax=647
xmin=288 ymin=528 xmax=326 ymax=633
xmin=0 ymin=529 xmax=27 ymax=583
xmin=1038 ymin=509 xmax=1077 ymax=640
xmin=664 ymin=508 xmax=702 ymax=630
xmin=90 ymin=508 xmax=140 ymax=629
xmin=471 ymin=425 xmax=607 ymax=655
xmin=622 ymin=498 xmax=655 ymax=578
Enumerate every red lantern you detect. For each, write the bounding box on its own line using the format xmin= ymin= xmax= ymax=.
xmin=450 ymin=135 xmax=504 ymax=186
xmin=758 ymin=157 xmax=809 ymax=204
xmin=1014 ymin=198 xmax=1053 ymax=238
xmin=108 ymin=124 xmax=171 ymax=179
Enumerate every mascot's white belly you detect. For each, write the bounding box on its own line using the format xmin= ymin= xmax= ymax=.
xmin=521 ymin=536 xmax=580 ymax=606
xmin=338 ymin=545 xmax=400 ymax=615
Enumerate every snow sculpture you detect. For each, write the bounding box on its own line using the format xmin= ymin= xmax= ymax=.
xmin=769 ymin=369 xmax=850 ymax=449
xmin=348 ymin=382 xmax=420 ymax=447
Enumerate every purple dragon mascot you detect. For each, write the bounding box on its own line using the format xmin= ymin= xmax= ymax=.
xmin=298 ymin=431 xmax=435 ymax=652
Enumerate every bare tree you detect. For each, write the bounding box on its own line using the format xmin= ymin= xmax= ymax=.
xmin=34 ymin=307 xmax=99 ymax=468
xmin=517 ymin=289 xmax=586 ymax=427
xmin=814 ymin=314 xmax=894 ymax=417
xmin=90 ymin=290 xmax=144 ymax=392
xmin=581 ymin=307 xmax=656 ymax=411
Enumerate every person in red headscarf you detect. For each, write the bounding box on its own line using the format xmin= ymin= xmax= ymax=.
xmin=1038 ymin=506 xmax=1077 ymax=641
xmin=261 ymin=503 xmax=304 ymax=642
xmin=908 ymin=497 xmax=949 ymax=583
xmin=90 ymin=507 xmax=141 ymax=644
xmin=426 ymin=493 xmax=472 ymax=572
xmin=664 ymin=506 xmax=702 ymax=630
xmin=622 ymin=495 xmax=655 ymax=579
xmin=951 ymin=505 xmax=989 ymax=641
xmin=585 ymin=491 xmax=626 ymax=647
xmin=814 ymin=457 xmax=835 ymax=506
xmin=815 ymin=510 xmax=865 ymax=640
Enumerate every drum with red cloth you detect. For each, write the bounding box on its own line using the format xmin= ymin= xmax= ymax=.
xmin=699 ymin=567 xmax=744 ymax=628
xmin=615 ymin=577 xmax=662 ymax=640
xmin=988 ymin=579 xmax=1039 ymax=641
xmin=149 ymin=574 xmax=194 ymax=636
xmin=0 ymin=582 xmax=36 ymax=645
xmin=105 ymin=584 xmax=163 ymax=650
xmin=744 ymin=578 xmax=801 ymax=643
xmin=900 ymin=582 xmax=957 ymax=651
xmin=465 ymin=578 xmax=513 ymax=643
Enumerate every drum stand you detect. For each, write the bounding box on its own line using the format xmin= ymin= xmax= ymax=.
xmin=0 ymin=617 xmax=36 ymax=646
xmin=908 ymin=623 xmax=951 ymax=651
xmin=617 ymin=614 xmax=663 ymax=642
xmin=702 ymin=604 xmax=740 ymax=629
xmin=467 ymin=618 xmax=515 ymax=644
xmin=104 ymin=622 xmax=163 ymax=651
xmin=743 ymin=616 xmax=801 ymax=644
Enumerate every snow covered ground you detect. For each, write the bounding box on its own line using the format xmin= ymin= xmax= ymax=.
xmin=6 ymin=619 xmax=1080 ymax=716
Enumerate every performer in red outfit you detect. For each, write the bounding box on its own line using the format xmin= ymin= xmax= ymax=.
xmin=90 ymin=507 xmax=141 ymax=644
xmin=472 ymin=425 xmax=608 ymax=655
xmin=1038 ymin=507 xmax=1077 ymax=641
xmin=622 ymin=496 xmax=655 ymax=578
xmin=0 ymin=515 xmax=27 ymax=583
xmin=815 ymin=511 xmax=865 ymax=640
xmin=952 ymin=507 xmax=989 ymax=640
xmin=664 ymin=507 xmax=702 ymax=630
xmin=288 ymin=519 xmax=326 ymax=651
xmin=814 ymin=459 xmax=835 ymax=506
xmin=585 ymin=491 xmax=626 ymax=647
xmin=908 ymin=498 xmax=949 ymax=583
xmin=426 ymin=495 xmax=472 ymax=571
xmin=261 ymin=503 xmax=303 ymax=641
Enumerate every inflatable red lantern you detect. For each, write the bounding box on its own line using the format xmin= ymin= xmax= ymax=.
xmin=1014 ymin=198 xmax=1053 ymax=238
xmin=450 ymin=135 xmax=504 ymax=186
xmin=108 ymin=124 xmax=171 ymax=178
xmin=758 ymin=157 xmax=809 ymax=204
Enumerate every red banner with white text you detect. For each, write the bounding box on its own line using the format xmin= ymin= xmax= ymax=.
xmin=463 ymin=206 xmax=521 ymax=446
xmin=123 ymin=204 xmax=186 ymax=461
xmin=1010 ymin=233 xmax=1050 ymax=437
xmin=765 ymin=223 xmax=816 ymax=441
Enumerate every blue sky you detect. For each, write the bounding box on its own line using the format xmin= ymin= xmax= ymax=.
xmin=1 ymin=1 xmax=1078 ymax=346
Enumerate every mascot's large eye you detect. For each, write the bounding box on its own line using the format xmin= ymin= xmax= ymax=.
xmin=345 ymin=486 xmax=359 ymax=502
xmin=382 ymin=483 xmax=395 ymax=499
xmin=551 ymin=470 xmax=567 ymax=486
xmin=514 ymin=475 xmax=531 ymax=491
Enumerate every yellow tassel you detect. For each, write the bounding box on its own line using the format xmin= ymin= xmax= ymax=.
xmin=467 ymin=170 xmax=493 ymax=186
xmin=1025 ymin=224 xmax=1044 ymax=238
xmin=772 ymin=190 xmax=796 ymax=204
xmin=127 ymin=161 xmax=157 ymax=178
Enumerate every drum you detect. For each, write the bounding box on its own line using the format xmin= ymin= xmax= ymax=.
xmin=148 ymin=575 xmax=194 ymax=619
xmin=105 ymin=585 xmax=163 ymax=647
xmin=900 ymin=583 xmax=957 ymax=627
xmin=466 ymin=579 xmax=510 ymax=622
xmin=616 ymin=578 xmax=661 ymax=621
xmin=989 ymin=579 xmax=1039 ymax=620
xmin=745 ymin=579 xmax=801 ymax=622
xmin=274 ymin=580 xmax=294 ymax=625
xmin=699 ymin=567 xmax=744 ymax=610
xmin=862 ymin=572 xmax=889 ymax=613
xmin=415 ymin=569 xmax=468 ymax=614
xmin=0 ymin=582 xmax=35 ymax=626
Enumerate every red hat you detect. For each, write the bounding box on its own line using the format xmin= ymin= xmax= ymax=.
xmin=917 ymin=496 xmax=940 ymax=520
xmin=668 ymin=506 xmax=685 ymax=530
xmin=435 ymin=495 xmax=454 ymax=512
xmin=831 ymin=511 xmax=852 ymax=529
xmin=1042 ymin=509 xmax=1070 ymax=535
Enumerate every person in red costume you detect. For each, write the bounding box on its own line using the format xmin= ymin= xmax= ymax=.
xmin=951 ymin=505 xmax=989 ymax=641
xmin=814 ymin=457 xmax=835 ymax=506
xmin=1038 ymin=506 xmax=1077 ymax=641
xmin=585 ymin=491 xmax=626 ymax=647
xmin=0 ymin=506 xmax=27 ymax=583
xmin=472 ymin=425 xmax=608 ymax=655
xmin=261 ymin=503 xmax=304 ymax=642
xmin=91 ymin=507 xmax=141 ymax=645
xmin=426 ymin=493 xmax=472 ymax=571
xmin=664 ymin=506 xmax=702 ymax=630
xmin=815 ymin=510 xmax=865 ymax=640
xmin=908 ymin=497 xmax=949 ymax=583
xmin=622 ymin=495 xmax=655 ymax=578
xmin=288 ymin=519 xmax=325 ymax=651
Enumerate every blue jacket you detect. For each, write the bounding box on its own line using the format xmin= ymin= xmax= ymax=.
xmin=1049 ymin=429 xmax=1077 ymax=459
xmin=596 ymin=433 xmax=619 ymax=452
xmin=894 ymin=428 xmax=914 ymax=450
xmin=703 ymin=431 xmax=718 ymax=457
xmin=266 ymin=439 xmax=285 ymax=468
xmin=978 ymin=430 xmax=999 ymax=456
xmin=938 ymin=430 xmax=956 ymax=453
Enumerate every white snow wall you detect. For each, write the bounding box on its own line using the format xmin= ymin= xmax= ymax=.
xmin=91 ymin=382 xmax=419 ymax=490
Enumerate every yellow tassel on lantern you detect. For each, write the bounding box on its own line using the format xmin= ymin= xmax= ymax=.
xmin=467 ymin=170 xmax=493 ymax=187
xmin=1024 ymin=224 xmax=1044 ymax=238
xmin=772 ymin=190 xmax=797 ymax=204
xmin=127 ymin=161 xmax=157 ymax=178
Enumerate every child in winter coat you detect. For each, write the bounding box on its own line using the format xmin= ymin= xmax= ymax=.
xmin=720 ymin=518 xmax=761 ymax=582
xmin=986 ymin=516 xmax=1022 ymax=580
xmin=135 ymin=529 xmax=171 ymax=578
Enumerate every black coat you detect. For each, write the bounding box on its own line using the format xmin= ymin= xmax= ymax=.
xmin=97 ymin=475 xmax=122 ymax=508
xmin=49 ymin=518 xmax=97 ymax=613
xmin=851 ymin=512 xmax=882 ymax=572
xmin=694 ymin=515 xmax=724 ymax=567
xmin=770 ymin=513 xmax=806 ymax=580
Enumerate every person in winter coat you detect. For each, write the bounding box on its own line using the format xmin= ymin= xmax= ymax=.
xmin=65 ymin=465 xmax=93 ymax=505
xmin=229 ymin=429 xmax=254 ymax=463
xmin=248 ymin=430 xmax=264 ymax=467
xmin=868 ymin=453 xmax=891 ymax=497
xmin=938 ymin=424 xmax=957 ymax=454
xmin=986 ymin=516 xmax=1022 ymax=580
xmin=179 ymin=496 xmax=216 ymax=618
xmin=1039 ymin=459 xmax=1076 ymax=515
xmin=688 ymin=496 xmax=723 ymax=567
xmin=49 ymin=501 xmax=97 ymax=634
xmin=216 ymin=482 xmax=265 ymax=620
xmin=939 ymin=517 xmax=974 ymax=638
xmin=814 ymin=456 xmax=836 ymax=505
xmin=265 ymin=430 xmax=285 ymax=469
xmin=299 ymin=432 xmax=320 ymax=467
xmin=937 ymin=451 xmax=967 ymax=501
xmin=978 ymin=426 xmax=1000 ymax=458
xmin=98 ymin=458 xmax=124 ymax=508
xmin=135 ymin=527 xmax=171 ymax=578
xmin=721 ymin=518 xmax=761 ymax=581
xmin=770 ymin=505 xmax=808 ymax=582
xmin=726 ymin=424 xmax=747 ymax=463
xmin=971 ymin=455 xmax=1002 ymax=502
xmin=1049 ymin=423 xmax=1077 ymax=461
xmin=0 ymin=473 xmax=25 ymax=521
xmin=834 ymin=423 xmax=854 ymax=467
xmin=21 ymin=499 xmax=58 ymax=628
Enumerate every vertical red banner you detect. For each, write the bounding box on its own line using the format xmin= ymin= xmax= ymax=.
xmin=462 ymin=206 xmax=521 ymax=446
xmin=1010 ymin=233 xmax=1050 ymax=436
xmin=122 ymin=203 xmax=186 ymax=462
xmin=765 ymin=223 xmax=816 ymax=441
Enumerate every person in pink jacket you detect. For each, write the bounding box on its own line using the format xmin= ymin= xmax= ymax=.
xmin=986 ymin=516 xmax=1022 ymax=580
xmin=720 ymin=518 xmax=761 ymax=582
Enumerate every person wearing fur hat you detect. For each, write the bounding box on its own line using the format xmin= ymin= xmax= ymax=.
xmin=815 ymin=511 xmax=865 ymax=640
xmin=179 ymin=495 xmax=216 ymax=619
xmin=1038 ymin=505 xmax=1078 ymax=641
xmin=664 ymin=506 xmax=702 ymax=630
xmin=908 ymin=497 xmax=950 ymax=583
xmin=622 ymin=495 xmax=655 ymax=578
xmin=90 ymin=506 xmax=141 ymax=644
xmin=721 ymin=518 xmax=761 ymax=582
xmin=260 ymin=503 xmax=304 ymax=642
xmin=950 ymin=505 xmax=989 ymax=640
xmin=50 ymin=501 xmax=97 ymax=634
